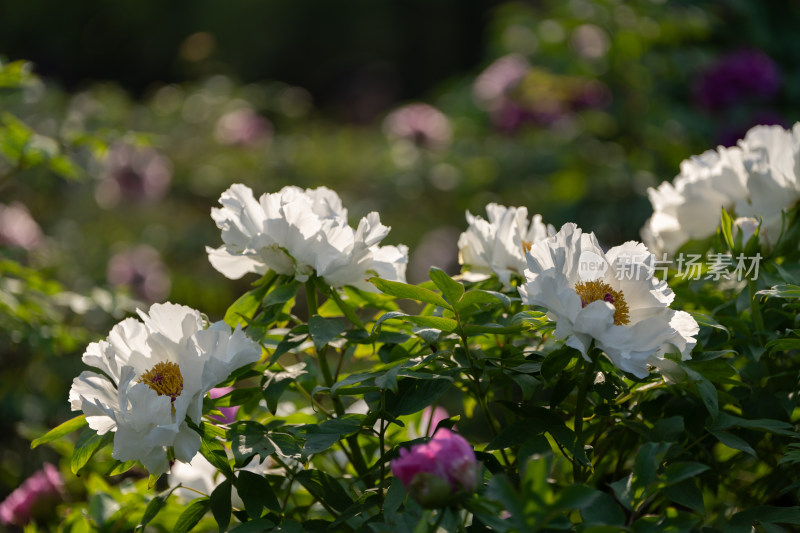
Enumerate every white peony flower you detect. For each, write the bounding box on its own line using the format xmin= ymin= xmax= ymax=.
xmin=735 ymin=123 xmax=800 ymax=238
xmin=642 ymin=122 xmax=800 ymax=255
xmin=458 ymin=203 xmax=555 ymax=288
xmin=641 ymin=145 xmax=749 ymax=255
xmin=206 ymin=184 xmax=408 ymax=290
xmin=68 ymin=303 xmax=262 ymax=475
xmin=519 ymin=223 xmax=698 ymax=378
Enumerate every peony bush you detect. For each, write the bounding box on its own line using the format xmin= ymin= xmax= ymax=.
xmin=27 ymin=121 xmax=800 ymax=530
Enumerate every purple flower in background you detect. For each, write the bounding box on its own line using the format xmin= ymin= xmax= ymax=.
xmin=391 ymin=429 xmax=478 ymax=508
xmin=107 ymin=245 xmax=171 ymax=303
xmin=694 ymin=50 xmax=781 ymax=111
xmin=214 ymin=108 xmax=273 ymax=147
xmin=95 ymin=142 xmax=172 ymax=209
xmin=208 ymin=386 xmax=239 ymax=425
xmin=0 ymin=463 xmax=63 ymax=526
xmin=0 ymin=202 xmax=44 ymax=250
xmin=383 ymin=103 xmax=452 ymax=150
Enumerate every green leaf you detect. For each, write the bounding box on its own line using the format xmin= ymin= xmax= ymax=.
xmin=757 ymin=283 xmax=800 ymax=299
xmin=720 ymin=208 xmax=735 ymax=250
xmin=429 ymin=267 xmax=464 ymax=306
xmin=541 ymin=345 xmax=576 ymax=381
xmin=268 ymin=325 xmax=309 ymax=365
xmin=228 ymin=519 xmax=277 ymax=532
xmin=456 ymin=289 xmax=511 ymax=312
xmin=308 ymin=315 xmax=345 ymax=350
xmin=200 ymin=430 xmax=234 ymax=479
xmin=709 ymin=430 xmax=756 ymax=456
xmin=581 ymin=491 xmax=626 ymax=526
xmin=173 ymin=498 xmax=211 ymax=533
xmin=664 ymin=480 xmax=705 ymax=514
xmin=137 ymin=486 xmax=180 ymax=530
xmin=682 ymin=364 xmax=718 ymax=419
xmin=263 ymin=280 xmax=300 ymax=307
xmin=262 ymin=363 xmax=307 ymax=414
xmin=224 ymin=284 xmax=270 ymax=328
xmin=373 ymin=311 xmax=458 ymax=333
xmin=687 ymin=311 xmax=730 ymax=339
xmin=209 ymin=481 xmax=232 ymax=532
xmin=237 ymin=470 xmax=281 ymax=518
xmin=662 ymin=462 xmax=709 ymax=485
xmin=369 ymin=277 xmax=451 ymax=309
xmin=633 ymin=442 xmax=671 ymax=490
xmin=31 ymin=414 xmax=87 ymax=449
xmin=298 ymin=415 xmax=364 ymax=457
xmin=712 ymin=412 xmax=795 ymax=436
xmin=294 ymin=470 xmax=354 ymax=512
xmin=108 ymin=460 xmax=138 ymax=476
xmin=71 ymin=428 xmax=113 ymax=475
xmin=385 ymin=378 xmax=452 ymax=417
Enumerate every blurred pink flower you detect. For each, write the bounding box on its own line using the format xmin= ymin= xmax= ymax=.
xmin=106 ymin=244 xmax=171 ymax=303
xmin=383 ymin=103 xmax=452 ymax=150
xmin=96 ymin=143 xmax=172 ymax=209
xmin=0 ymin=202 xmax=44 ymax=250
xmin=207 ymin=386 xmax=238 ymax=425
xmin=0 ymin=463 xmax=63 ymax=526
xmin=391 ymin=429 xmax=477 ymax=508
xmin=214 ymin=108 xmax=273 ymax=146
xmin=473 ymin=54 xmax=530 ymax=110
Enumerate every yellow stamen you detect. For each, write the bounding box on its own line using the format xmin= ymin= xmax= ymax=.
xmin=522 ymin=240 xmax=533 ymax=253
xmin=574 ymin=280 xmax=630 ymax=325
xmin=138 ymin=361 xmax=183 ymax=411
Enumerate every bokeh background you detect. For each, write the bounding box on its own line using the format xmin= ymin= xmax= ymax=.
xmin=2 ymin=0 xmax=799 ymax=525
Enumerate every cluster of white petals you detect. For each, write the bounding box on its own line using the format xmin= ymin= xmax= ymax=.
xmin=207 ymin=184 xmax=408 ymax=290
xmin=69 ymin=303 xmax=262 ymax=475
xmin=520 ymin=223 xmax=698 ymax=378
xmin=643 ymin=122 xmax=800 ymax=255
xmin=458 ymin=203 xmax=554 ymax=288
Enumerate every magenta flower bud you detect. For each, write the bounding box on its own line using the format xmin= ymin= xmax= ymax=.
xmin=208 ymin=387 xmax=239 ymax=425
xmin=391 ymin=429 xmax=478 ymax=508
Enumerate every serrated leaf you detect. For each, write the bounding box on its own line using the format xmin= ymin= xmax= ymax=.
xmin=71 ymin=428 xmax=113 ymax=475
xmin=173 ymin=498 xmax=211 ymax=533
xmin=31 ymin=414 xmax=87 ymax=449
xmin=369 ymin=277 xmax=451 ymax=309
xmin=429 ymin=267 xmax=464 ymax=306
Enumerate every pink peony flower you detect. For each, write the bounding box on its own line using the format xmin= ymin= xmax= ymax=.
xmin=391 ymin=429 xmax=477 ymax=508
xmin=0 ymin=463 xmax=63 ymax=526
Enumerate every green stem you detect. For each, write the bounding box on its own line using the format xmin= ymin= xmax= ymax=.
xmin=749 ymin=279 xmax=765 ymax=345
xmin=573 ymin=350 xmax=598 ymax=483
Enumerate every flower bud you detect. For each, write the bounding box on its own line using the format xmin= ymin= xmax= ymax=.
xmin=391 ymin=429 xmax=478 ymax=508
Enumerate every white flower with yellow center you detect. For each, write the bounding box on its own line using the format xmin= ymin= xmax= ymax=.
xmin=68 ymin=303 xmax=262 ymax=475
xmin=458 ymin=203 xmax=554 ymax=288
xmin=206 ymin=184 xmax=408 ymax=290
xmin=519 ymin=223 xmax=698 ymax=378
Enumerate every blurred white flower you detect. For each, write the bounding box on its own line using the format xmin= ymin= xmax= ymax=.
xmin=519 ymin=223 xmax=698 ymax=378
xmin=214 ymin=108 xmax=273 ymax=147
xmin=642 ymin=122 xmax=800 ymax=255
xmin=206 ymin=184 xmax=408 ymax=290
xmin=458 ymin=203 xmax=554 ymax=288
xmin=170 ymin=453 xmax=270 ymax=507
xmin=69 ymin=303 xmax=262 ymax=475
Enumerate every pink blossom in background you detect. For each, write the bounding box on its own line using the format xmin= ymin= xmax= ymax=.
xmin=382 ymin=103 xmax=452 ymax=150
xmin=106 ymin=244 xmax=171 ymax=303
xmin=0 ymin=202 xmax=44 ymax=250
xmin=420 ymin=405 xmax=449 ymax=437
xmin=95 ymin=142 xmax=172 ymax=209
xmin=391 ymin=429 xmax=477 ymax=508
xmin=208 ymin=387 xmax=239 ymax=425
xmin=214 ymin=108 xmax=273 ymax=146
xmin=0 ymin=463 xmax=63 ymax=526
